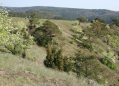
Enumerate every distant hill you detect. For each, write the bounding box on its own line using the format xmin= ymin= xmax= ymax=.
xmin=8 ymin=10 xmax=62 ymax=19
xmin=1 ymin=6 xmax=119 ymax=23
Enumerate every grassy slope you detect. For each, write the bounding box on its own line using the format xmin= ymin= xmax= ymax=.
xmin=0 ymin=45 xmax=101 ymax=86
xmin=13 ymin=18 xmax=119 ymax=85
xmin=50 ymin=20 xmax=119 ymax=85
xmin=3 ymin=17 xmax=119 ymax=85
xmin=0 ymin=18 xmax=102 ymax=85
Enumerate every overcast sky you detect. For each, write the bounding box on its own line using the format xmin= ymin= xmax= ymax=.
xmin=1 ymin=0 xmax=119 ymax=11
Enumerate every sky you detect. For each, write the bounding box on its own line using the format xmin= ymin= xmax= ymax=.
xmin=1 ymin=0 xmax=119 ymax=11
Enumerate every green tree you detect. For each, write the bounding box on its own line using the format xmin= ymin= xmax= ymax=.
xmin=0 ymin=7 xmax=33 ymax=55
xmin=91 ymin=21 xmax=101 ymax=35
xmin=112 ymin=18 xmax=119 ymax=27
xmin=56 ymin=49 xmax=64 ymax=71
xmin=77 ymin=17 xmax=88 ymax=24
xmin=35 ymin=20 xmax=61 ymax=46
xmin=95 ymin=17 xmax=106 ymax=24
xmin=75 ymin=51 xmax=98 ymax=77
xmin=44 ymin=44 xmax=55 ymax=68
xmin=29 ymin=13 xmax=40 ymax=29
xmin=44 ymin=44 xmax=73 ymax=72
xmin=63 ymin=56 xmax=74 ymax=72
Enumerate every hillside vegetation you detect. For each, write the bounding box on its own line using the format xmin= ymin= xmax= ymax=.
xmin=2 ymin=6 xmax=119 ymax=23
xmin=0 ymin=8 xmax=102 ymax=86
xmin=1 ymin=7 xmax=119 ymax=86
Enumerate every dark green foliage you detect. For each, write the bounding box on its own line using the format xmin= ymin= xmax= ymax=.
xmin=80 ymin=43 xmax=94 ymax=51
xmin=53 ymin=16 xmax=73 ymax=20
xmin=75 ymin=51 xmax=99 ymax=77
xmin=44 ymin=44 xmax=55 ymax=68
xmin=28 ymin=13 xmax=40 ymax=30
xmin=40 ymin=20 xmax=62 ymax=35
xmin=101 ymin=58 xmax=116 ymax=70
xmin=34 ymin=20 xmax=62 ymax=46
xmin=44 ymin=44 xmax=73 ymax=72
xmin=22 ymin=49 xmax=26 ymax=58
xmin=8 ymin=11 xmax=29 ymax=17
xmin=63 ymin=56 xmax=74 ymax=72
xmin=26 ymin=10 xmax=61 ymax=19
xmin=77 ymin=17 xmax=88 ymax=23
xmin=109 ymin=24 xmax=115 ymax=29
xmin=8 ymin=10 xmax=72 ymax=20
xmin=74 ymin=51 xmax=107 ymax=84
xmin=112 ymin=19 xmax=119 ymax=27
xmin=95 ymin=17 xmax=106 ymax=24
xmin=6 ymin=6 xmax=119 ymax=23
xmin=56 ymin=49 xmax=64 ymax=71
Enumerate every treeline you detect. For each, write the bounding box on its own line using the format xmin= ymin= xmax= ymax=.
xmin=5 ymin=6 xmax=119 ymax=23
xmin=9 ymin=11 xmax=29 ymax=17
xmin=8 ymin=10 xmax=72 ymax=20
xmin=77 ymin=16 xmax=119 ymax=27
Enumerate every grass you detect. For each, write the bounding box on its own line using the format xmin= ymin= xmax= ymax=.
xmin=0 ymin=45 xmax=102 ymax=86
xmin=3 ymin=17 xmax=119 ymax=85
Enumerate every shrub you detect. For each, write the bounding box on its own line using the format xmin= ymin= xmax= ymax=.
xmin=101 ymin=58 xmax=107 ymax=65
xmin=111 ymin=42 xmax=116 ymax=48
xmin=71 ymin=26 xmax=82 ymax=33
xmin=44 ymin=44 xmax=74 ymax=72
xmin=77 ymin=17 xmax=88 ymax=23
xmin=91 ymin=20 xmax=95 ymax=23
xmin=13 ymin=21 xmax=27 ymax=31
xmin=0 ymin=7 xmax=33 ymax=55
xmin=63 ymin=56 xmax=74 ymax=72
xmin=35 ymin=20 xmax=62 ymax=46
xmin=101 ymin=58 xmax=116 ymax=70
xmin=80 ymin=43 xmax=94 ymax=51
xmin=69 ymin=40 xmax=74 ymax=44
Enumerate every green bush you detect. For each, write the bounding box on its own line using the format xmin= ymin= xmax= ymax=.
xmin=69 ymin=40 xmax=74 ymax=44
xmin=44 ymin=44 xmax=74 ymax=72
xmin=101 ymin=58 xmax=108 ymax=65
xmin=91 ymin=20 xmax=95 ymax=23
xmin=80 ymin=43 xmax=94 ymax=51
xmin=111 ymin=42 xmax=116 ymax=48
xmin=35 ymin=20 xmax=62 ymax=46
xmin=101 ymin=58 xmax=116 ymax=70
xmin=107 ymin=62 xmax=116 ymax=70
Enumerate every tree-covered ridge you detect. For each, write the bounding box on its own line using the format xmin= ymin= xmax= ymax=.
xmin=8 ymin=10 xmax=72 ymax=20
xmin=2 ymin=6 xmax=119 ymax=23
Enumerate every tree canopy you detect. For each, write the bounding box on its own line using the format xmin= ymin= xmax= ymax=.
xmin=77 ymin=17 xmax=88 ymax=23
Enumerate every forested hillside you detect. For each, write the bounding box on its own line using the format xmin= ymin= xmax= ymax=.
xmin=1 ymin=6 xmax=119 ymax=23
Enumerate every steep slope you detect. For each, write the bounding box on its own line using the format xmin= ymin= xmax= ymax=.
xmin=49 ymin=20 xmax=119 ymax=85
xmin=0 ymin=45 xmax=101 ymax=86
xmin=6 ymin=17 xmax=119 ymax=85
